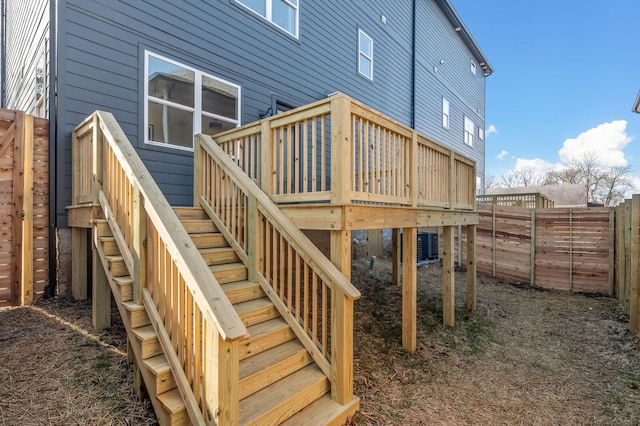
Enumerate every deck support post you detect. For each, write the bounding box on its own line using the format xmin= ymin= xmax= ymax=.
xmin=72 ymin=227 xmax=88 ymax=300
xmin=402 ymin=227 xmax=417 ymax=352
xmin=92 ymin=243 xmax=111 ymax=329
xmin=330 ymin=230 xmax=351 ymax=281
xmin=466 ymin=225 xmax=477 ymax=311
xmin=442 ymin=226 xmax=455 ymax=326
xmin=392 ymin=228 xmax=401 ymax=285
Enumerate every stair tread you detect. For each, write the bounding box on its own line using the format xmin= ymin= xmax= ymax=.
xmin=172 ymin=207 xmax=208 ymax=220
xmin=181 ymin=219 xmax=218 ymax=233
xmin=210 ymin=262 xmax=245 ymax=271
xmin=222 ymin=280 xmax=265 ymax=304
xmin=239 ymin=340 xmax=312 ymax=399
xmin=240 ymin=364 xmax=329 ymax=426
xmin=200 ymin=247 xmax=240 ymax=266
xmin=236 ymin=298 xmax=280 ymax=327
xmin=280 ymin=395 xmax=360 ymax=426
xmin=240 ymin=339 xmax=307 ymax=379
xmin=143 ymin=354 xmax=170 ymax=376
xmin=156 ymin=388 xmax=185 ymax=415
xmin=241 ymin=318 xmax=296 ymax=360
xmin=122 ymin=301 xmax=144 ymax=312
xmin=113 ymin=275 xmax=132 ymax=284
xmin=131 ymin=325 xmax=157 ymax=341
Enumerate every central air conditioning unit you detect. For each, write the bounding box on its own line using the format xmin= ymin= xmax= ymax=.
xmin=417 ymin=232 xmax=438 ymax=261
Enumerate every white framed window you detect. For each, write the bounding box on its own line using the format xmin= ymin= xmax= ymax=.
xmin=464 ymin=116 xmax=474 ymax=147
xmin=144 ymin=51 xmax=241 ymax=150
xmin=236 ymin=0 xmax=299 ymax=38
xmin=442 ymin=98 xmax=449 ymax=129
xmin=358 ymin=29 xmax=373 ymax=80
xmin=479 ymin=127 xmax=484 ymax=141
xmin=471 ymin=60 xmax=477 ymax=75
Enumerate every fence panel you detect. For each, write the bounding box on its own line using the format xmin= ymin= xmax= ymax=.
xmin=0 ymin=109 xmax=49 ymax=307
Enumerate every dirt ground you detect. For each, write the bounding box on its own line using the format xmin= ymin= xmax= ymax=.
xmin=1 ymin=259 xmax=639 ymax=425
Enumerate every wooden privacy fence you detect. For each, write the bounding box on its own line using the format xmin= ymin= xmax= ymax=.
xmin=462 ymin=204 xmax=614 ymax=294
xmin=0 ymin=109 xmax=49 ymax=307
xmin=615 ymin=195 xmax=640 ymax=334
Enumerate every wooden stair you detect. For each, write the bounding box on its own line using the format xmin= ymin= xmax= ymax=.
xmin=94 ymin=207 xmax=358 ymax=425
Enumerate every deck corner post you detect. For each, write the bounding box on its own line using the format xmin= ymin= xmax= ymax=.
xmin=466 ymin=224 xmax=476 ymax=311
xmin=410 ymin=131 xmax=418 ymax=208
xmin=392 ymin=228 xmax=401 ymax=285
xmin=331 ymin=286 xmax=354 ymax=405
xmin=442 ymin=225 xmax=455 ymax=327
xmin=402 ymin=227 xmax=417 ymax=352
xmin=330 ymin=96 xmax=352 ymax=204
xmin=260 ymin=121 xmax=274 ymax=196
xmin=448 ymin=150 xmax=455 ymax=209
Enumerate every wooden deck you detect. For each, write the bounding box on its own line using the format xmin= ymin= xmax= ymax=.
xmin=67 ymin=94 xmax=478 ymax=424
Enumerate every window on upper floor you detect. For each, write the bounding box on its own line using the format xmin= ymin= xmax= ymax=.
xmin=236 ymin=0 xmax=299 ymax=38
xmin=442 ymin=98 xmax=450 ymax=129
xmin=145 ymin=51 xmax=241 ymax=150
xmin=470 ymin=60 xmax=477 ymax=75
xmin=358 ymin=29 xmax=373 ymax=80
xmin=464 ymin=116 xmax=474 ymax=147
xmin=479 ymin=127 xmax=484 ymax=141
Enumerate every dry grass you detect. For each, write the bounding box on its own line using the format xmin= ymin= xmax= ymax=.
xmin=1 ymin=260 xmax=639 ymax=425
xmin=352 ymin=258 xmax=640 ymax=425
xmin=0 ymin=298 xmax=156 ymax=425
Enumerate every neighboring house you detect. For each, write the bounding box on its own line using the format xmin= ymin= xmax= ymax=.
xmin=1 ymin=0 xmax=492 ymax=290
xmin=487 ymin=184 xmax=588 ymax=208
xmin=633 ymin=90 xmax=640 ymax=114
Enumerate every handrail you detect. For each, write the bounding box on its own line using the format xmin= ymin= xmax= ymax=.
xmin=72 ymin=111 xmax=248 ymax=424
xmin=195 ymin=133 xmax=360 ymax=404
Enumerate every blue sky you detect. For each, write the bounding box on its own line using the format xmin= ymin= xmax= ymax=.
xmin=451 ymin=0 xmax=640 ymax=190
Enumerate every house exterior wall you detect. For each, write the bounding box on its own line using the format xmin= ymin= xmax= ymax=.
xmin=45 ymin=0 xmax=487 ymax=226
xmin=4 ymin=0 xmax=49 ymax=117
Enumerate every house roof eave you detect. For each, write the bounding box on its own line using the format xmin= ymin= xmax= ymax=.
xmin=633 ymin=90 xmax=640 ymax=114
xmin=434 ymin=0 xmax=493 ymax=76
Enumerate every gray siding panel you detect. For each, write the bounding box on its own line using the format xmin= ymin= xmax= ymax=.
xmin=54 ymin=0 xmax=486 ymax=225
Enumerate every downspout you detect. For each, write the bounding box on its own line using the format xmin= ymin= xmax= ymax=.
xmin=45 ymin=0 xmax=57 ymax=297
xmin=1 ymin=0 xmax=6 ymax=107
xmin=411 ymin=0 xmax=416 ymax=128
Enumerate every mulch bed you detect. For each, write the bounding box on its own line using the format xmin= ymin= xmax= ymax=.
xmin=1 ymin=259 xmax=639 ymax=425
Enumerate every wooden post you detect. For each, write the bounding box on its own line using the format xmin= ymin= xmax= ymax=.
xmin=392 ymin=228 xmax=401 ymax=285
xmin=72 ymin=227 xmax=88 ymax=300
xmin=466 ymin=225 xmax=476 ymax=311
xmin=330 ymin=230 xmax=351 ymax=281
xmin=530 ymin=208 xmax=536 ymax=286
xmin=442 ymin=226 xmax=455 ymax=327
xmin=609 ymin=208 xmax=615 ymax=296
xmin=133 ymin=188 xmax=147 ymax=305
xmin=331 ymin=287 xmax=354 ymax=404
xmin=616 ymin=204 xmax=626 ymax=302
xmin=569 ymin=208 xmax=573 ymax=292
xmin=92 ymin=115 xmax=102 ymax=203
xmin=630 ymin=195 xmax=639 ymax=333
xmin=193 ymin=137 xmax=202 ymax=207
xmin=205 ymin=324 xmax=239 ymax=426
xmin=625 ymin=200 xmax=632 ymax=308
xmin=10 ymin=112 xmax=25 ymax=306
xmin=491 ymin=204 xmax=496 ymax=277
xmin=448 ymin=151 xmax=456 ymax=208
xmin=92 ymin=244 xmax=111 ymax=329
xmin=410 ymin=131 xmax=418 ymax=207
xmin=21 ymin=114 xmax=34 ymax=304
xmin=330 ymin=96 xmax=352 ymax=205
xmin=402 ymin=227 xmax=417 ymax=352
xmin=260 ymin=121 xmax=274 ymax=195
xmin=456 ymin=225 xmax=462 ymax=267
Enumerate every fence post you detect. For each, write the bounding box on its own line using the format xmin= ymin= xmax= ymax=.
xmin=492 ymin=204 xmax=496 ymax=277
xmin=21 ymin=114 xmax=34 ymax=304
xmin=569 ymin=208 xmax=573 ymax=292
xmin=530 ymin=208 xmax=536 ymax=286
xmin=630 ymin=195 xmax=639 ymax=333
xmin=609 ymin=208 xmax=615 ymax=296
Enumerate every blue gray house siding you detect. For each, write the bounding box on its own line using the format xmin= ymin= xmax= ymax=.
xmin=49 ymin=0 xmax=488 ymax=226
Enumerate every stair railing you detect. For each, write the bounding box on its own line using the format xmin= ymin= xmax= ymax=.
xmin=72 ymin=111 xmax=248 ymax=425
xmin=195 ymin=134 xmax=362 ymax=405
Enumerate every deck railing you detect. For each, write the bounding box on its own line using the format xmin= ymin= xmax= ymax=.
xmin=72 ymin=112 xmax=248 ymax=425
xmin=215 ymin=93 xmax=476 ymax=209
xmin=195 ymin=134 xmax=361 ymax=404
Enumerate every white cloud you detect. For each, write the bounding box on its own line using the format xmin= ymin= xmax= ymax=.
xmin=486 ymin=124 xmax=498 ymax=137
xmin=496 ymin=150 xmax=509 ymax=160
xmin=558 ymin=120 xmax=632 ymax=167
xmin=513 ymin=157 xmax=557 ymax=175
